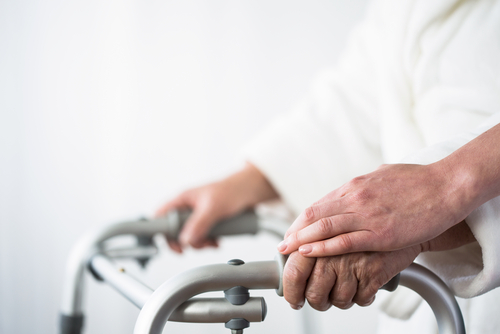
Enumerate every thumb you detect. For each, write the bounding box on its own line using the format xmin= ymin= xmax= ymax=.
xmin=155 ymin=195 xmax=189 ymax=218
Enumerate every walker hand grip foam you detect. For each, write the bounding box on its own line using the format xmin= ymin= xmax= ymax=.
xmin=163 ymin=209 xmax=260 ymax=240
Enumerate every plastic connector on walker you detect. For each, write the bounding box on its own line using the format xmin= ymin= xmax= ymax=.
xmin=60 ymin=313 xmax=84 ymax=334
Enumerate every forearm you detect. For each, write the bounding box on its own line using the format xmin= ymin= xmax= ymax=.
xmin=441 ymin=123 xmax=500 ymax=216
xmin=226 ymin=162 xmax=279 ymax=208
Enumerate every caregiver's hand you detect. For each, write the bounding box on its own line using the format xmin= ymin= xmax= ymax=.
xmin=279 ymin=163 xmax=471 ymax=256
xmin=283 ymin=220 xmax=476 ymax=311
xmin=156 ymin=163 xmax=278 ymax=253
xmin=279 ymin=123 xmax=500 ymax=257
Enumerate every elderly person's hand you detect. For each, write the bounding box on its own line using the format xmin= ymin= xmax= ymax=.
xmin=283 ymin=247 xmax=419 ymax=310
xmin=283 ymin=221 xmax=476 ymax=310
xmin=156 ymin=163 xmax=278 ymax=252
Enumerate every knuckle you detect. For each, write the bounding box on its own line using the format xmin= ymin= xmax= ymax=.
xmin=288 ymin=231 xmax=300 ymax=245
xmin=316 ymin=241 xmax=328 ymax=254
xmin=338 ymin=234 xmax=354 ymax=252
xmin=354 ymin=284 xmax=378 ymax=305
xmin=331 ymin=287 xmax=354 ymax=310
xmin=304 ymin=206 xmax=319 ymax=221
xmin=352 ymin=188 xmax=371 ymax=204
xmin=349 ymin=176 xmax=365 ymax=187
xmin=305 ymin=291 xmax=330 ymax=311
xmin=316 ymin=218 xmax=332 ymax=235
xmin=331 ymin=299 xmax=354 ymax=310
xmin=355 ymin=295 xmax=376 ymax=307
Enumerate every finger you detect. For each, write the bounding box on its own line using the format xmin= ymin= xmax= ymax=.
xmin=298 ymin=231 xmax=377 ymax=257
xmin=155 ymin=195 xmax=190 ymax=218
xmin=355 ymin=295 xmax=376 ymax=307
xmin=283 ymin=197 xmax=348 ymax=239
xmin=330 ymin=266 xmax=357 ymax=309
xmin=279 ymin=214 xmax=359 ymax=255
xmin=166 ymin=238 xmax=183 ymax=254
xmin=191 ymin=238 xmax=219 ymax=249
xmin=353 ymin=274 xmax=378 ymax=307
xmin=283 ymin=252 xmax=316 ymax=310
xmin=304 ymin=258 xmax=336 ymax=311
xmin=178 ymin=207 xmax=217 ymax=248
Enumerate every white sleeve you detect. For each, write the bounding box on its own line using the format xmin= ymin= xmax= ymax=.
xmin=242 ymin=14 xmax=384 ymax=214
xmin=403 ymin=113 xmax=500 ymax=298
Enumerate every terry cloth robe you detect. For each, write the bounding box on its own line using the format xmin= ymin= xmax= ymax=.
xmin=243 ymin=0 xmax=500 ymax=333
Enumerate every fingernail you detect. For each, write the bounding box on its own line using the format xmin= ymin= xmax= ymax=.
xmin=290 ymin=304 xmax=303 ymax=310
xmin=277 ymin=240 xmax=287 ymax=252
xmin=299 ymin=245 xmax=312 ymax=255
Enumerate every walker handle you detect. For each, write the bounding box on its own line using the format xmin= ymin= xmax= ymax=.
xmin=162 ymin=209 xmax=260 ymax=240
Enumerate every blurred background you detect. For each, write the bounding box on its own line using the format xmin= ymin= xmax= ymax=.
xmin=0 ymin=0 xmax=376 ymax=333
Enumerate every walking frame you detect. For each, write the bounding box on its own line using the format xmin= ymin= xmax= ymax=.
xmin=60 ymin=210 xmax=466 ymax=334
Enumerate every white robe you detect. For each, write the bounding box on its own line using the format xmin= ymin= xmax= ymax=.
xmin=243 ymin=0 xmax=500 ymax=333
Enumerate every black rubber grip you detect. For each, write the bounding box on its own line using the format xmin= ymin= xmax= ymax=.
xmin=380 ymin=273 xmax=400 ymax=292
xmin=60 ymin=313 xmax=84 ymax=334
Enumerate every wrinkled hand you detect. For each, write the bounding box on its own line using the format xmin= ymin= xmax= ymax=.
xmin=156 ymin=163 xmax=278 ymax=252
xmin=283 ymin=246 xmax=421 ymax=311
xmin=279 ymin=163 xmax=471 ymax=257
xmin=282 ymin=220 xmax=475 ymax=310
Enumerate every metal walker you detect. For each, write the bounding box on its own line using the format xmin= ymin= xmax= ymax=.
xmin=60 ymin=210 xmax=466 ymax=334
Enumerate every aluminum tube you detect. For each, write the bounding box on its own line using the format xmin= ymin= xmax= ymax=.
xmin=103 ymin=246 xmax=158 ymax=259
xmin=60 ymin=217 xmax=173 ymax=316
xmin=90 ymin=254 xmax=153 ymax=309
xmin=134 ymin=261 xmax=280 ymax=334
xmin=60 ymin=210 xmax=261 ymax=317
xmin=400 ymin=263 xmax=465 ymax=334
xmin=169 ymin=297 xmax=265 ymax=323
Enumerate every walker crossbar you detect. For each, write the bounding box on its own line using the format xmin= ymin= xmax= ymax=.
xmin=90 ymin=254 xmax=267 ymax=324
xmin=60 ymin=210 xmax=466 ymax=334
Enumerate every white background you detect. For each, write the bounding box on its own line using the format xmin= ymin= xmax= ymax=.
xmin=0 ymin=1 xmax=380 ymax=333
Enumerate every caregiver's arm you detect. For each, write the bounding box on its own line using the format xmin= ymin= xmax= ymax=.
xmin=278 ymin=123 xmax=500 ymax=257
xmin=156 ymin=163 xmax=278 ymax=252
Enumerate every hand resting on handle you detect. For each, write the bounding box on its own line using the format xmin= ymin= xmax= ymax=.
xmin=155 ymin=163 xmax=278 ymax=253
xmin=283 ymin=221 xmax=476 ymax=311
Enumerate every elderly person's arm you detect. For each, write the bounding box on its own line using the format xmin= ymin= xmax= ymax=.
xmin=278 ymin=123 xmax=500 ymax=257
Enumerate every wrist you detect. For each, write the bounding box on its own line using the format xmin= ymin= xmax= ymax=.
xmin=439 ymin=124 xmax=500 ymax=211
xmin=419 ymin=220 xmax=476 ymax=252
xmin=224 ymin=163 xmax=279 ymax=209
xmin=430 ymin=156 xmax=478 ymax=224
